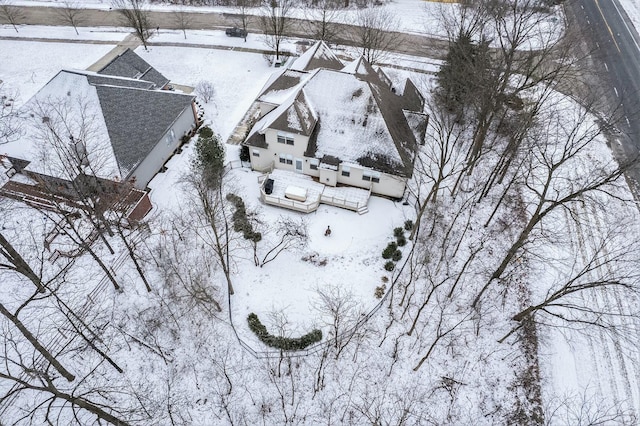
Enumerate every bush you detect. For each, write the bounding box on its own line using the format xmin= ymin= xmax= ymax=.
xmin=393 ymin=227 xmax=404 ymax=238
xmin=247 ymin=313 xmax=323 ymax=351
xmin=227 ymin=193 xmax=260 ymax=243
xmin=382 ymin=241 xmax=398 ymax=259
xmin=384 ymin=261 xmax=395 ymax=271
xmin=374 ymin=284 xmax=386 ymax=299
xmin=396 ymin=236 xmax=407 ymax=247
xmin=391 ymin=250 xmax=402 ymax=262
xmin=404 ymin=220 xmax=414 ymax=231
xmin=198 ymin=126 xmax=214 ymax=138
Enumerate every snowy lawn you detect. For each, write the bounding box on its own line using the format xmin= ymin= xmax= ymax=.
xmin=148 ymin=134 xmax=413 ymax=349
xmin=134 ymin=45 xmax=275 ymax=141
xmin=0 ymin=39 xmax=117 ymax=106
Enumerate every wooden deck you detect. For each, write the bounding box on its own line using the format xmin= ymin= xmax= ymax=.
xmin=260 ymin=170 xmax=370 ymax=214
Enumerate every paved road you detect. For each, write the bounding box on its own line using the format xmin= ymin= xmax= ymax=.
xmin=2 ymin=5 xmax=449 ymax=59
xmin=567 ymin=0 xmax=640 ymax=187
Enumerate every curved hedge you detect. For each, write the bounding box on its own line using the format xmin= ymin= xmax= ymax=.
xmin=247 ymin=313 xmax=322 ymax=351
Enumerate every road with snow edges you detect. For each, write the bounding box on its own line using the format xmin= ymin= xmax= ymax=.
xmin=1 ymin=5 xmax=450 ymax=58
xmin=568 ymin=0 xmax=640 ymax=187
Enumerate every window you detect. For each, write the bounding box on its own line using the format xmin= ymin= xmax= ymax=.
xmin=252 ymin=149 xmax=260 ymax=157
xmin=309 ymin=159 xmax=319 ymax=170
xmin=279 ymin=154 xmax=293 ymax=165
xmin=277 ymin=133 xmax=294 ymax=145
xmin=363 ymin=170 xmax=380 ymax=183
xmin=341 ymin=165 xmax=350 ymax=177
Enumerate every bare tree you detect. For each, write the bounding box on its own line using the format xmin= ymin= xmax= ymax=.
xmin=303 ymin=0 xmax=340 ymax=43
xmin=112 ymin=0 xmax=153 ymax=50
xmin=233 ymin=0 xmax=253 ymax=42
xmin=472 ymin=102 xmax=635 ymax=309
xmin=0 ymin=82 xmax=21 ymax=143
xmin=260 ymin=0 xmax=294 ymax=61
xmin=195 ymin=80 xmax=216 ymax=104
xmin=259 ymin=216 xmax=308 ymax=267
xmin=171 ymin=5 xmax=191 ymax=39
xmin=56 ymin=0 xmax=84 ymax=35
xmin=350 ymin=7 xmax=400 ymax=65
xmin=312 ymin=284 xmax=364 ymax=359
xmin=0 ymin=0 xmax=24 ymax=32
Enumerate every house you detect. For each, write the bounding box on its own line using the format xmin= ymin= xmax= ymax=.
xmin=0 ymin=50 xmax=200 ymax=219
xmin=243 ymin=41 xmax=428 ymax=204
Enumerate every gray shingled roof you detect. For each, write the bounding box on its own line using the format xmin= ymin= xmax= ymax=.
xmin=95 ymin=85 xmax=194 ymax=175
xmin=98 ymin=49 xmax=170 ymax=89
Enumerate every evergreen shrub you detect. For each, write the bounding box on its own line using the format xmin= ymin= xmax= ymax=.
xmin=382 ymin=242 xmax=398 ymax=259
xmin=247 ymin=313 xmax=322 ymax=350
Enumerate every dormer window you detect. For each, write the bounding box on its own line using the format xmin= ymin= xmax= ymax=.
xmin=277 ymin=133 xmax=294 ymax=145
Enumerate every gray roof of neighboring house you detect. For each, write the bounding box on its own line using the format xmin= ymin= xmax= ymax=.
xmin=98 ymin=48 xmax=170 ymax=88
xmin=95 ymin=85 xmax=194 ymax=175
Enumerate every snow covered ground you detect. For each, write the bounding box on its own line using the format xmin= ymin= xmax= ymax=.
xmin=2 ymin=2 xmax=640 ymax=424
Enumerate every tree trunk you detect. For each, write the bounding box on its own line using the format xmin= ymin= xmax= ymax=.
xmin=0 ymin=232 xmax=45 ymax=292
xmin=0 ymin=302 xmax=75 ymax=382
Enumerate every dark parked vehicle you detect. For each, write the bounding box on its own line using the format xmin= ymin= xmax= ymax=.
xmin=225 ymin=27 xmax=247 ymax=38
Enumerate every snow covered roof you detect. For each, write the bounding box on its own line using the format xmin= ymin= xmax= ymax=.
xmin=0 ymin=69 xmax=194 ymax=184
xmin=290 ymin=41 xmax=343 ymax=72
xmin=97 ymin=48 xmax=170 ymax=89
xmin=257 ymin=68 xmax=311 ymax=106
xmin=246 ymin=50 xmax=427 ymax=178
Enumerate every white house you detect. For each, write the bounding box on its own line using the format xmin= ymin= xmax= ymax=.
xmin=243 ymin=41 xmax=428 ymax=201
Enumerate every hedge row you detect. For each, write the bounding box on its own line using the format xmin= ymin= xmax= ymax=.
xmin=226 ymin=193 xmax=262 ymax=242
xmin=247 ymin=313 xmax=322 ymax=351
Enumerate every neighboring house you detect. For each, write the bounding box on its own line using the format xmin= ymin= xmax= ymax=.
xmin=243 ymin=41 xmax=428 ymax=201
xmin=0 ymin=50 xmax=199 ymax=219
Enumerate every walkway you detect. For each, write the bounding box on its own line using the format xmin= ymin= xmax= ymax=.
xmin=86 ymin=33 xmax=141 ymax=72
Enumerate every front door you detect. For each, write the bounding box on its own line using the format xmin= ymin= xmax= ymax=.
xmin=295 ymin=158 xmax=303 ymax=173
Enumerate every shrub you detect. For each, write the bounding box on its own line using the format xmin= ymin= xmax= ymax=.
xmin=384 ymin=261 xmax=395 ymax=271
xmin=227 ymin=193 xmax=260 ymax=243
xmin=247 ymin=313 xmax=323 ymax=351
xmin=381 ymin=276 xmax=389 ymax=283
xmin=396 ymin=236 xmax=407 ymax=247
xmin=391 ymin=250 xmax=402 ymax=262
xmin=198 ymin=126 xmax=214 ymax=138
xmin=382 ymin=241 xmax=398 ymax=259
xmin=374 ymin=284 xmax=386 ymax=299
xmin=404 ymin=220 xmax=414 ymax=231
xmin=393 ymin=227 xmax=404 ymax=238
